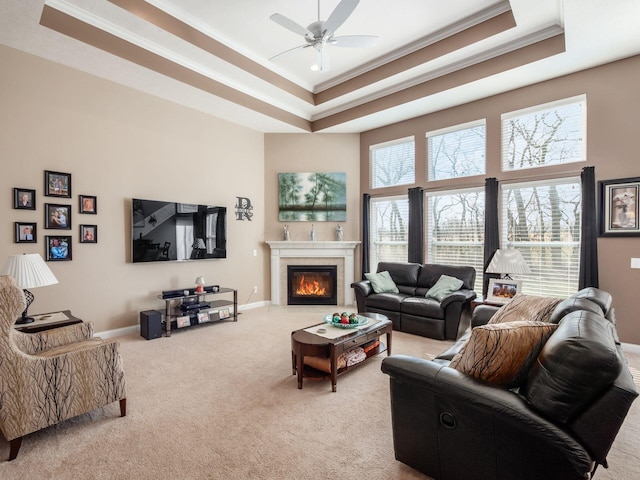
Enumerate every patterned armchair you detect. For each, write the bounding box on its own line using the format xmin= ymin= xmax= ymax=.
xmin=0 ymin=275 xmax=126 ymax=461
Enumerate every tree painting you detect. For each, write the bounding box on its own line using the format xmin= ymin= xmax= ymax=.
xmin=278 ymin=172 xmax=346 ymax=221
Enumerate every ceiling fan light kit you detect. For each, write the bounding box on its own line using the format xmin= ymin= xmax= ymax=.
xmin=270 ymin=0 xmax=378 ymax=73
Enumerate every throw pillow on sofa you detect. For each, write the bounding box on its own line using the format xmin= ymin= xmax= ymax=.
xmin=365 ymin=271 xmax=399 ymax=294
xmin=488 ymin=293 xmax=561 ymax=325
xmin=449 ymin=320 xmax=558 ymax=388
xmin=425 ymin=274 xmax=464 ymax=302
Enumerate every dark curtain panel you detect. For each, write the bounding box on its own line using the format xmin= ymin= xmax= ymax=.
xmin=483 ymin=177 xmax=500 ymax=297
xmin=408 ymin=187 xmax=424 ymax=264
xmin=361 ymin=193 xmax=371 ymax=278
xmin=579 ymin=166 xmax=599 ymax=288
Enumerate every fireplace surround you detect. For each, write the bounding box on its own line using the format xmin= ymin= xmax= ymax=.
xmin=266 ymin=241 xmax=360 ymax=306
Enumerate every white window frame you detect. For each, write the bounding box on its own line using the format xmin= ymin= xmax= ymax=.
xmin=425 ymin=187 xmax=485 ymax=293
xmin=369 ymin=194 xmax=409 ymax=271
xmin=426 ymin=119 xmax=486 ymax=181
xmin=501 ymin=95 xmax=587 ymax=172
xmin=500 ymin=176 xmax=581 ymax=298
xmin=369 ymin=136 xmax=415 ymax=189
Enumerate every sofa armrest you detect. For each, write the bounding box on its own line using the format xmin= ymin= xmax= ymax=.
xmin=381 ymin=355 xmax=593 ymax=478
xmin=351 ymin=280 xmax=373 ymax=312
xmin=439 ymin=288 xmax=476 ymax=308
xmin=12 ymin=321 xmax=95 ymax=355
xmin=471 ymin=304 xmax=500 ymax=327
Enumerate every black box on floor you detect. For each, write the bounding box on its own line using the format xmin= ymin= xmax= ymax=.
xmin=140 ymin=310 xmax=162 ymax=340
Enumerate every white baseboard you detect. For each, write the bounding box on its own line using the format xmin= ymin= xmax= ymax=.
xmin=622 ymin=342 xmax=640 ymax=354
xmin=95 ymin=300 xmax=270 ymax=339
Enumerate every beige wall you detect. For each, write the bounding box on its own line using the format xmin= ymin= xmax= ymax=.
xmin=0 ymin=45 xmax=265 ymax=332
xmin=263 ymin=133 xmax=361 ymax=292
xmin=360 ymin=54 xmax=640 ymax=344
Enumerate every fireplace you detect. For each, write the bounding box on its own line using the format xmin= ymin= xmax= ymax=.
xmin=287 ymin=265 xmax=338 ymax=306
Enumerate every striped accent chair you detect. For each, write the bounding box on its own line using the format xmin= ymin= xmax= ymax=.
xmin=0 ymin=275 xmax=126 ymax=461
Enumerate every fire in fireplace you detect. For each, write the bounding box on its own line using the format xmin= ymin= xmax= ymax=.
xmin=287 ymin=265 xmax=337 ymax=306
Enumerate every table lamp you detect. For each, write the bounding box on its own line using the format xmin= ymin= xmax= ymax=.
xmin=485 ymin=248 xmax=531 ymax=279
xmin=195 ymin=276 xmax=206 ymax=293
xmin=1 ymin=253 xmax=59 ymax=324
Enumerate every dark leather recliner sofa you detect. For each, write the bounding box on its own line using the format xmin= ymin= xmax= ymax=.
xmin=351 ymin=262 xmax=476 ymax=340
xmin=381 ymin=288 xmax=638 ymax=480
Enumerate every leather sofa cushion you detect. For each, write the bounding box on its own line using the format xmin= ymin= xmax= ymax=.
xmin=524 ymin=310 xmax=621 ymax=424
xmin=401 ymin=297 xmax=444 ymax=319
xmin=376 ymin=262 xmax=420 ymax=287
xmin=572 ymin=287 xmax=612 ymax=316
xmin=449 ymin=321 xmax=558 ymax=388
xmin=366 ymin=292 xmax=408 ymax=310
xmin=549 ymin=297 xmax=605 ymax=324
xmin=488 ymin=294 xmax=561 ymax=324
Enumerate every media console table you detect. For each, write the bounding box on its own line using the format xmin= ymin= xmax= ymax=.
xmin=158 ymin=287 xmax=237 ymax=337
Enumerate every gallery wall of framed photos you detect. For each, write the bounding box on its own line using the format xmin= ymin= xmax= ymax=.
xmin=12 ymin=170 xmax=99 ymax=261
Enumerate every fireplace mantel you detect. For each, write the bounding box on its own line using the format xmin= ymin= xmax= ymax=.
xmin=266 ymin=241 xmax=360 ymax=306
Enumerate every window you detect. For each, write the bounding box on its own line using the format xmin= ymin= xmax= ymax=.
xmin=502 ymin=95 xmax=586 ymax=171
xmin=501 ymin=178 xmax=581 ymax=298
xmin=370 ymin=137 xmax=415 ymax=188
xmin=427 ymin=120 xmax=486 ymax=180
xmin=426 ymin=188 xmax=484 ymax=292
xmin=370 ymin=195 xmax=409 ymax=271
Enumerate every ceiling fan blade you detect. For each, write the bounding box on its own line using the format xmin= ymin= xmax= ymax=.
xmin=330 ymin=35 xmax=378 ymax=48
xmin=324 ymin=0 xmax=359 ymax=35
xmin=270 ymin=13 xmax=313 ymax=38
xmin=269 ymin=43 xmax=309 ymax=62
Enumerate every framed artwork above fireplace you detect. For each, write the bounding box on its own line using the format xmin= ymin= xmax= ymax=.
xmin=278 ymin=172 xmax=346 ymax=222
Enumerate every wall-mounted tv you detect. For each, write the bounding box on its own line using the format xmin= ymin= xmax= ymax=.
xmin=131 ymin=198 xmax=226 ymax=263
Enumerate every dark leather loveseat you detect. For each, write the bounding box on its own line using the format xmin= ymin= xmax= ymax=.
xmin=381 ymin=288 xmax=638 ymax=480
xmin=351 ymin=262 xmax=476 ymax=340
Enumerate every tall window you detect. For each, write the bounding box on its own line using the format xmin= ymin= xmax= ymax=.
xmin=502 ymin=95 xmax=586 ymax=171
xmin=501 ymin=178 xmax=581 ymax=298
xmin=370 ymin=137 xmax=415 ymax=188
xmin=370 ymin=195 xmax=409 ymax=271
xmin=426 ymin=188 xmax=484 ymax=292
xmin=427 ymin=120 xmax=486 ymax=180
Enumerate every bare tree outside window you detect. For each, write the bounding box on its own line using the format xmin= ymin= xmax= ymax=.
xmin=428 ymin=123 xmax=486 ymax=181
xmin=501 ymin=97 xmax=584 ymax=297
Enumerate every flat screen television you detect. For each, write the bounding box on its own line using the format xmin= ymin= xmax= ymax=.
xmin=131 ymin=198 xmax=226 ymax=263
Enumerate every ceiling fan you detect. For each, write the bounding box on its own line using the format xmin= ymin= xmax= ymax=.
xmin=269 ymin=0 xmax=378 ymax=72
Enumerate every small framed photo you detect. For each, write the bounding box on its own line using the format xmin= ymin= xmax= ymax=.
xmin=197 ymin=311 xmax=211 ymax=324
xmin=44 ymin=170 xmax=71 ymax=198
xmin=79 ymin=195 xmax=97 ymax=214
xmin=218 ymin=308 xmax=230 ymax=319
xmin=176 ymin=315 xmax=191 ymax=328
xmin=80 ymin=224 xmax=97 ymax=243
xmin=15 ymin=222 xmax=37 ymax=243
xmin=487 ymin=278 xmax=522 ymax=304
xmin=45 ymin=203 xmax=71 ymax=229
xmin=45 ymin=235 xmax=72 ymax=261
xmin=598 ymin=177 xmax=640 ymax=236
xmin=13 ymin=188 xmax=36 ymax=210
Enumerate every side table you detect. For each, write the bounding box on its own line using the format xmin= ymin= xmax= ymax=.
xmin=14 ymin=310 xmax=83 ymax=333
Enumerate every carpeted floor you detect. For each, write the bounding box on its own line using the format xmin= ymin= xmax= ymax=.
xmin=1 ymin=306 xmax=639 ymax=479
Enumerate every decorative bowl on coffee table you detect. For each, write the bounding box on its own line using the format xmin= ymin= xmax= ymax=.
xmin=323 ymin=314 xmax=369 ymax=329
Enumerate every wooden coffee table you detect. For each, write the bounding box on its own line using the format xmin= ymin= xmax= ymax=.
xmin=291 ymin=312 xmax=392 ymax=392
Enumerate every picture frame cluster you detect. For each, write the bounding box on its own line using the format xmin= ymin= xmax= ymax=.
xmin=12 ymin=170 xmax=99 ymax=261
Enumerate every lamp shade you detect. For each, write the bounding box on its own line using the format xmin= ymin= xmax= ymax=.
xmin=1 ymin=253 xmax=59 ymax=289
xmin=192 ymin=238 xmax=206 ymax=249
xmin=485 ymin=249 xmax=532 ymax=275
xmin=195 ymin=276 xmax=206 ymax=286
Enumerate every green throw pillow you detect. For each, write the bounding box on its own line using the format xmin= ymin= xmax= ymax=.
xmin=425 ymin=274 xmax=464 ymax=301
xmin=365 ymin=271 xmax=399 ymax=294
